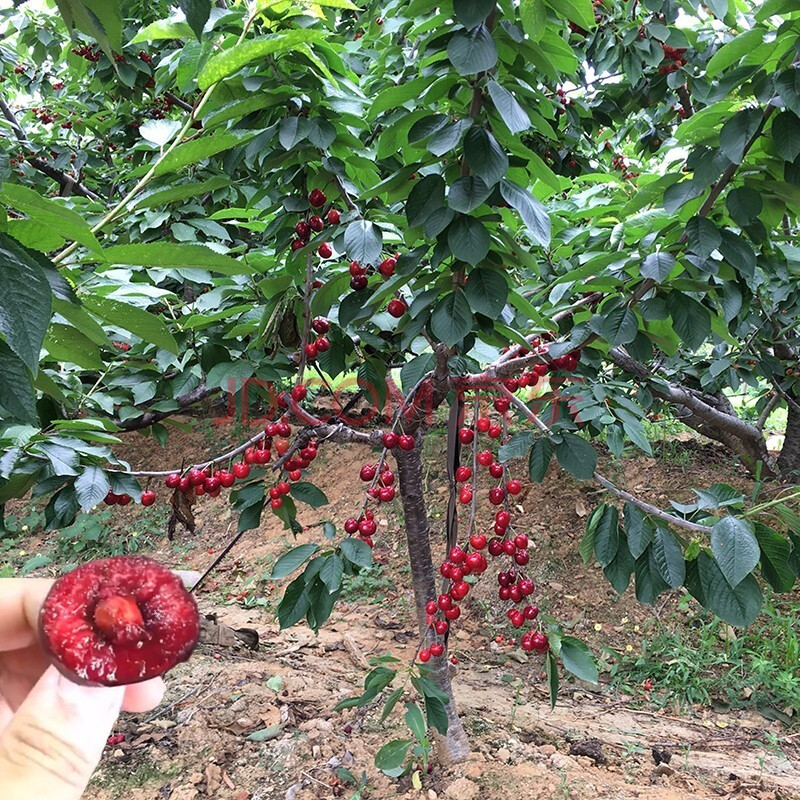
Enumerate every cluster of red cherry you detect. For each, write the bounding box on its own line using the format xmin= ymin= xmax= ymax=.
xmin=348 ymin=256 xmax=408 ymax=317
xmin=71 ymin=44 xmax=101 ymax=62
xmin=658 ymin=43 xmax=687 ymax=74
xmin=290 ymin=188 xmax=340 ymax=256
xmin=299 ymin=316 xmax=331 ymax=362
xmin=31 ymin=107 xmax=59 ymax=125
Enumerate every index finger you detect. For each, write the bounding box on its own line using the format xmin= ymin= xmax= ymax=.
xmin=0 ymin=579 xmax=53 ymax=651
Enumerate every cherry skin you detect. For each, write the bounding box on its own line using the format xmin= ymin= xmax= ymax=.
xmin=360 ymin=464 xmax=377 ymax=481
xmin=378 ymin=257 xmax=396 ymax=277
xmin=305 ymin=342 xmax=318 ymax=359
xmin=488 ymin=424 xmax=502 ymax=438
xmin=188 ymin=468 xmax=206 ymax=486
xmin=458 ymin=428 xmax=474 ymax=444
xmin=496 ymin=510 xmax=511 ymax=528
xmin=327 ymin=208 xmax=340 ymax=225
xmin=278 ymin=481 xmax=291 ymax=495
xmin=519 ymin=578 xmax=535 ymax=595
xmin=351 ymin=275 xmax=368 ymax=291
xmin=379 ymin=470 xmax=394 ymax=486
xmin=141 ymin=490 xmax=156 ymax=506
xmin=459 ymin=487 xmax=473 ymax=504
xmin=312 ymin=317 xmax=330 ymax=334
xmin=434 ymin=619 xmax=448 ymax=634
xmin=477 ymin=450 xmax=492 ymax=467
xmin=515 ymin=550 xmax=530 ymax=566
xmin=165 ymin=473 xmax=180 ymax=489
xmin=308 ymin=188 xmax=326 ymax=207
xmin=430 ymin=642 xmax=444 ymax=657
xmin=523 ymin=605 xmax=539 ymax=620
xmin=315 ymin=336 xmax=330 ymax=352
xmin=344 ymin=517 xmax=359 ymax=534
xmin=379 ymin=486 xmax=395 ymax=502
xmin=531 ymin=632 xmax=549 ymax=653
xmin=270 ymin=497 xmax=283 ymax=509
xmin=291 ymin=384 xmax=307 ymax=402
xmin=494 ymin=398 xmax=510 ymax=414
xmin=489 ymin=462 xmax=504 ymax=478
xmin=382 ymin=432 xmax=398 ymax=448
xmin=398 ymin=434 xmax=414 ymax=451
xmin=290 ymin=239 xmax=305 ymax=251
xmin=488 ymin=538 xmax=504 ymax=557
xmin=418 ymin=649 xmax=430 ymax=662
xmin=295 ymin=221 xmax=310 ymax=239
xmin=309 ymin=215 xmax=324 ymax=232
xmin=318 ymin=242 xmax=332 ymax=258
xmin=507 ymin=479 xmax=522 ymax=495
xmin=437 ymin=594 xmax=452 ymax=611
xmin=455 ymin=465 xmax=472 ymax=482
xmin=449 ymin=546 xmax=466 ymax=564
xmin=425 ymin=601 xmax=437 ymax=615
xmin=469 ymin=533 xmax=487 ymax=550
xmin=218 ymin=471 xmax=235 ymax=488
xmin=489 ymin=487 xmax=505 ymax=505
xmin=514 ymin=533 xmax=529 ymax=549
xmin=444 ymin=605 xmax=461 ymax=620
xmin=178 ymin=477 xmax=191 ymax=493
xmin=476 ymin=417 xmax=490 ymax=432
xmin=387 ymin=298 xmax=407 ymax=318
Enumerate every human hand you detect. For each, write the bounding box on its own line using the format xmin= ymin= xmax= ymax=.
xmin=0 ymin=579 xmax=165 ymax=799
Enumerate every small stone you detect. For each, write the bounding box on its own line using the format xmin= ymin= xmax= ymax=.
xmin=444 ymin=778 xmax=479 ymax=800
xmin=496 ymin=747 xmax=512 ymax=763
xmin=550 ymin=753 xmax=579 ymax=770
xmin=312 ymin=745 xmax=321 ymax=758
xmin=428 ymin=791 xmax=438 ymax=800
xmin=538 ymin=745 xmax=557 ymax=756
xmin=316 ymin=719 xmax=334 ymax=732
xmin=576 ymin=756 xmax=594 ymax=768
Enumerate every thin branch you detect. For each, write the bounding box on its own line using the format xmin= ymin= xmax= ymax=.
xmin=115 ymin=383 xmax=221 ymax=431
xmin=0 ymin=96 xmax=102 ymax=201
xmin=756 ymin=391 xmax=781 ymax=431
xmin=164 ymin=92 xmax=194 ymax=113
xmin=497 ymin=386 xmax=712 ymax=534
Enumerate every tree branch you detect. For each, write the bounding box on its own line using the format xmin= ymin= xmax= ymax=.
xmin=116 ymin=383 xmax=221 ymax=431
xmin=0 ymin=95 xmax=102 ymax=201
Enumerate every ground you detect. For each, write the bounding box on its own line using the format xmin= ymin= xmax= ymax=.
xmin=3 ymin=415 xmax=799 ymax=800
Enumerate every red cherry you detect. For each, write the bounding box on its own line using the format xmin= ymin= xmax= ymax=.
xmin=204 ymin=476 xmax=220 ymax=493
xmin=178 ymin=477 xmax=191 ymax=493
xmin=327 ymin=208 xmax=340 ymax=225
xmin=165 ymin=473 xmax=180 ymax=488
xmin=418 ymin=648 xmax=430 ymax=662
xmin=292 ymin=384 xmax=307 ymax=402
xmin=295 ymin=221 xmax=310 ymax=239
xmin=488 ymin=424 xmax=502 ymax=438
xmin=379 ymin=470 xmax=395 ymax=486
xmin=270 ymin=497 xmax=283 ymax=509
xmin=309 ymin=215 xmax=324 ymax=232
xmin=188 ymin=468 xmax=206 ymax=486
xmin=455 ymin=465 xmax=472 ymax=482
xmin=278 ymin=481 xmax=291 ymax=495
xmin=451 ymin=581 xmax=469 ymax=600
xmin=496 ymin=510 xmax=511 ymax=527
xmin=318 ymin=242 xmax=332 ymax=258
xmin=349 ymin=260 xmax=365 ymax=276
xmin=531 ymin=632 xmax=549 ymax=653
xmin=449 ymin=546 xmax=466 ymax=564
xmin=519 ymin=578 xmax=535 ymax=595
xmin=434 ymin=620 xmax=449 ymax=634
xmin=437 ymin=594 xmax=452 ymax=611
xmin=141 ymin=490 xmax=156 ymax=506
xmin=506 ymin=479 xmax=522 ymax=495
xmin=476 ymin=417 xmax=490 ymax=433
xmin=289 ymin=469 xmax=302 ymax=481
xmin=499 ymin=586 xmax=511 ymax=600
xmin=494 ymin=398 xmax=510 ymax=414
xmin=312 ymin=317 xmax=330 ymax=334
xmin=515 ymin=550 xmax=530 ymax=566
xmin=351 ymin=275 xmax=368 ymax=291
xmin=489 ymin=462 xmax=504 ymax=478
xmin=469 ymin=533 xmax=487 ymax=550
xmin=382 ymin=432 xmax=398 ymax=448
xmin=379 ymin=486 xmax=395 ymax=502
xmin=444 ymin=605 xmax=461 ymax=620
xmin=378 ymin=257 xmax=396 ymax=277
xmin=344 ymin=517 xmax=360 ymax=534
xmin=503 ymin=539 xmax=516 ymax=555
xmin=523 ymin=604 xmax=539 ymax=620
xmin=305 ymin=342 xmax=318 ymax=359
xmin=425 ymin=601 xmax=437 ymax=615
xmin=315 ymin=336 xmax=330 ymax=352
xmin=489 ymin=487 xmax=505 ymax=505
xmin=360 ymin=464 xmax=377 ymax=481
xmin=488 ymin=538 xmax=504 ymax=556
xmin=514 ymin=533 xmax=529 ymax=549
xmin=430 ymin=642 xmax=444 ymax=657
xmin=308 ymin=188 xmax=326 ymax=207
xmin=291 ymin=239 xmax=305 ymax=251
xmin=387 ymin=298 xmax=407 ymax=318
xmin=459 ymin=487 xmax=473 ymax=504
xmin=459 ymin=428 xmax=474 ymax=444
xmin=104 ymin=491 xmax=118 ymax=505
xmin=440 ymin=562 xmax=453 ymax=578
xmin=398 ymin=434 xmax=414 ymax=450
xmin=477 ymin=450 xmax=492 ymax=467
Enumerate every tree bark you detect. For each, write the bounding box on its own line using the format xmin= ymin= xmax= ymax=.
xmin=394 ymin=439 xmax=470 ymax=765
xmin=778 ymin=394 xmax=800 ymax=477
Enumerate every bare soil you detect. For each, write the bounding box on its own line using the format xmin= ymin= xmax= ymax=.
xmin=25 ymin=424 xmax=800 ymax=800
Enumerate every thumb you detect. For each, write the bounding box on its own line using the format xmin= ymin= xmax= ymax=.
xmin=0 ymin=665 xmax=125 ymax=800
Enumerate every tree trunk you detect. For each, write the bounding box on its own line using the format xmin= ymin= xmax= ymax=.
xmin=778 ymin=394 xmax=800 ymax=477
xmin=394 ymin=439 xmax=470 ymax=765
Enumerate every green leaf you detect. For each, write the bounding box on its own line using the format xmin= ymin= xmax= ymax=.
xmin=580 ymin=504 xmax=604 ymax=564
xmin=374 ymin=739 xmax=412 ymax=777
xmin=603 ymin=533 xmax=635 ymax=594
xmin=178 ymin=0 xmax=211 ymax=39
xmin=546 ymin=650 xmax=559 ymax=709
xmin=464 ymin=268 xmax=508 ymax=317
xmin=44 ymin=324 xmax=103 ymax=371
xmin=772 ymin=111 xmax=800 ymax=162
xmin=406 ymin=175 xmax=446 ymax=228
xmin=590 ymin=306 xmax=638 ymax=346
xmin=753 ymin=523 xmax=795 ymax=593
xmin=247 ymin=724 xmax=284 ymax=742
xmin=719 ymin=108 xmax=763 ymax=164
xmin=272 ymin=544 xmax=319 ymax=579
xmin=547 ymin=0 xmax=594 ymax=29
xmin=0 ymin=341 xmax=36 ymax=423
xmin=706 ymin=28 xmax=764 ymax=77
xmin=134 ymin=176 xmax=231 ymax=209
xmin=593 ymin=505 xmax=619 ymax=568
xmin=74 ymin=466 xmax=110 ymax=511
xmin=447 ymin=26 xmax=498 ymax=76
xmin=634 ymin=548 xmax=670 ymax=604
xmin=278 ymin=116 xmax=311 ymax=150
xmin=102 ymin=243 xmax=248 ymax=275
xmin=290 ymin=481 xmax=329 ymax=508
xmin=500 ymin=179 xmax=550 ymax=246
xmin=641 ymin=252 xmax=675 ymax=283
xmin=423 ymin=694 xmax=449 ymax=735
xmin=710 ymin=516 xmax=760 ymax=588
xmin=340 ymin=538 xmax=373 ymax=569
xmin=277 ymin=573 xmax=311 ymax=628
xmin=666 ymin=293 xmax=711 ymax=351
xmin=685 ymin=551 xmax=762 ymax=627
xmin=528 ymin=436 xmax=553 ymax=483
xmin=453 ymin=0 xmax=495 ymax=29
xmin=623 ymin=502 xmax=653 ymax=558
xmin=447 ymin=216 xmax=490 ymax=265
xmin=431 ymin=292 xmax=474 ymax=346
xmin=487 ymin=81 xmax=530 ymax=134
xmin=0 ymin=185 xmax=101 ymax=252
xmin=520 ymin=0 xmax=547 ymax=41
xmin=344 ymin=220 xmax=382 ymax=266
xmin=81 ymin=296 xmax=178 ymax=354
xmin=319 ymin=554 xmax=344 ymax=593
xmin=131 ymin=18 xmax=193 ymax=42
xmin=650 ymin=526 xmax=685 ymax=588
xmin=380 ymin=687 xmax=404 ymax=721
xmin=463 ymin=127 xmax=509 ymax=186
xmin=776 ymin=67 xmax=800 ymax=117
xmin=0 ymin=234 xmax=53 ymax=373
xmin=498 ymin=431 xmax=535 ymax=462
xmin=197 ymin=30 xmax=323 ymax=89
xmin=54 ymin=0 xmax=122 ymax=59
xmin=370 ymin=75 xmax=435 ymax=121
xmin=684 ymin=216 xmax=721 ymax=259
xmin=153 ymin=130 xmax=259 ymax=175
xmin=725 ymin=187 xmax=763 ymax=227
xmin=555 ymin=432 xmax=597 ymax=481
xmin=404 ymin=702 xmax=426 ymax=742
xmin=559 ymin=636 xmax=598 ymax=684
xmin=448 ymin=176 xmax=492 ymax=213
